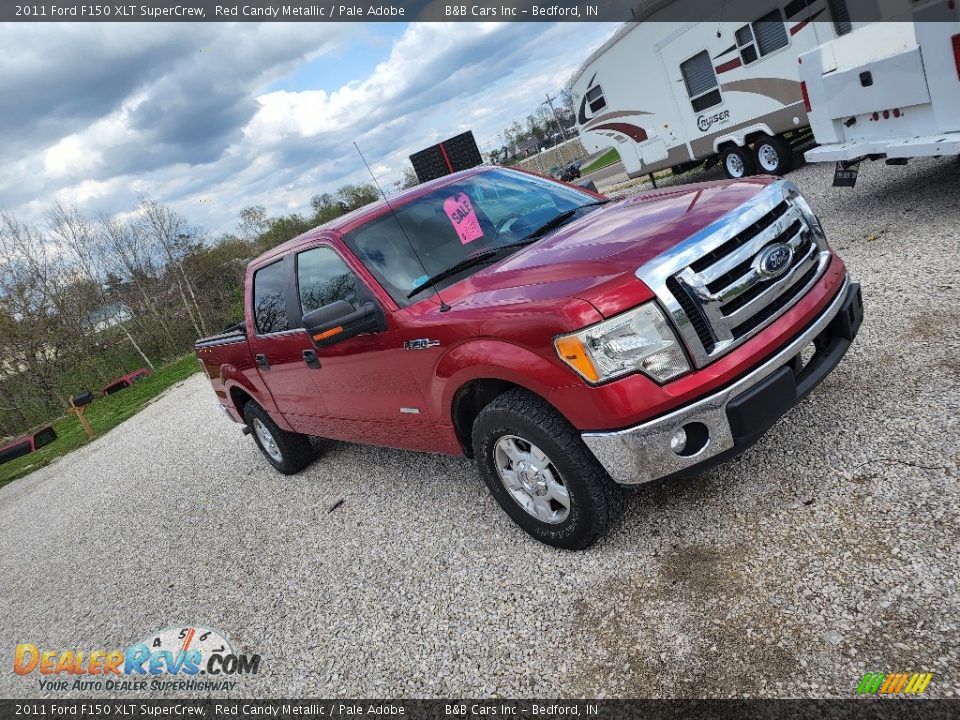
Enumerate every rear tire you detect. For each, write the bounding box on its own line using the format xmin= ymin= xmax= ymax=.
xmin=244 ymin=401 xmax=313 ymax=475
xmin=721 ymin=145 xmax=757 ymax=179
xmin=472 ymin=389 xmax=624 ymax=550
xmin=754 ymin=134 xmax=794 ymax=175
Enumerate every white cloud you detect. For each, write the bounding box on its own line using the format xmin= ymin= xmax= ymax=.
xmin=44 ymin=136 xmax=101 ymax=179
xmin=1 ymin=21 xmax=619 ymax=236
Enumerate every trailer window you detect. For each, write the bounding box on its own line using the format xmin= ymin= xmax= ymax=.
xmin=754 ymin=10 xmax=789 ymax=54
xmin=585 ymin=85 xmax=607 ymax=113
xmin=736 ymin=10 xmax=789 ymax=65
xmin=827 ymin=0 xmax=852 ymax=36
xmin=252 ymin=260 xmax=289 ymax=334
xmin=736 ymin=25 xmax=759 ymax=65
xmin=680 ymin=51 xmax=722 ymax=112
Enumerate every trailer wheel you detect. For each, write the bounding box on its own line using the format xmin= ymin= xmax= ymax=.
xmin=244 ymin=401 xmax=314 ymax=475
xmin=754 ymin=134 xmax=794 ymax=175
xmin=721 ymin=146 xmax=756 ymax=179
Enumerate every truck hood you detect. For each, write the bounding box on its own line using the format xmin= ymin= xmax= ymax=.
xmin=444 ymin=177 xmax=773 ymax=318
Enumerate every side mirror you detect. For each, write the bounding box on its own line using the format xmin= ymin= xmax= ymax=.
xmin=302 ymin=300 xmax=385 ymax=348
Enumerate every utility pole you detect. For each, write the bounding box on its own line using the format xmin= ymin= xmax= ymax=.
xmin=544 ymin=92 xmax=569 ymax=142
xmin=544 ymin=91 xmax=571 ymax=166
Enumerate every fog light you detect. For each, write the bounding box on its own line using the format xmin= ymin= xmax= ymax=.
xmin=670 ymin=428 xmax=687 ymax=455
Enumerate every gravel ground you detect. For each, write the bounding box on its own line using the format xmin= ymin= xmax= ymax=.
xmin=1 ymin=156 xmax=958 ymax=699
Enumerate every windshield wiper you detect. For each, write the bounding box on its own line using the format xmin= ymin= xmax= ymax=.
xmin=406 ymin=241 xmax=535 ymax=299
xmin=520 ymin=200 xmax=610 ymax=242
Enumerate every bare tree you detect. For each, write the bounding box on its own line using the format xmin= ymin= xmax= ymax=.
xmin=48 ymin=202 xmax=155 ymax=370
xmin=136 ymin=197 xmax=207 ymax=336
xmin=0 ymin=213 xmax=73 ymax=412
xmin=97 ymin=213 xmax=178 ymax=351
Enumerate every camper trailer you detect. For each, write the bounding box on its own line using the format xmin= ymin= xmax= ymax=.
xmin=800 ymin=0 xmax=960 ymax=176
xmin=568 ymin=0 xmax=864 ymax=180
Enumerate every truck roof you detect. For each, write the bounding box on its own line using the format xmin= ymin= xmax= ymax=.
xmin=253 ymin=166 xmax=488 ymax=265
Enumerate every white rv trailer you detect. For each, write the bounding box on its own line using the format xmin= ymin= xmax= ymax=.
xmin=800 ymin=0 xmax=960 ymax=175
xmin=568 ymin=0 xmax=868 ymax=180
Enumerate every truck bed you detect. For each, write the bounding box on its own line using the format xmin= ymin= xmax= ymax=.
xmin=195 ymin=324 xmax=246 ymax=350
xmin=195 ymin=324 xmax=255 ymax=422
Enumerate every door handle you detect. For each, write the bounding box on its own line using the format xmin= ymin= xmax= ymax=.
xmin=302 ymin=349 xmax=321 ymax=369
xmin=255 ymin=353 xmax=270 ymax=371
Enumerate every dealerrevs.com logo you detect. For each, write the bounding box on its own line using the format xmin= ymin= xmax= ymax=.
xmin=14 ymin=626 xmax=261 ymax=692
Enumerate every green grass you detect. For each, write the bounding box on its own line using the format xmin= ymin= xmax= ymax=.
xmin=0 ymin=354 xmax=200 ymax=488
xmin=580 ymin=148 xmax=621 ymax=176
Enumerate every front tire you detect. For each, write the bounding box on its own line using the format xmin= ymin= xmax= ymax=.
xmin=754 ymin=134 xmax=794 ymax=175
xmin=472 ymin=389 xmax=624 ymax=550
xmin=244 ymin=401 xmax=314 ymax=475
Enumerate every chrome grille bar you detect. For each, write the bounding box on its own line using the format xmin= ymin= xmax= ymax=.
xmin=636 ymin=180 xmax=831 ymax=369
xmin=718 ymin=242 xmax=821 ymax=325
xmin=696 ymin=205 xmax=804 ymax=285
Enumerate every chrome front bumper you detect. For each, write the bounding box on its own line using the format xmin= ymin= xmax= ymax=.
xmin=582 ymin=275 xmax=858 ymax=485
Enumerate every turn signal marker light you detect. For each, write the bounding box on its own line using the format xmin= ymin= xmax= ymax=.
xmin=554 ymin=336 xmax=599 ymax=383
xmin=313 ymin=326 xmax=343 ymax=342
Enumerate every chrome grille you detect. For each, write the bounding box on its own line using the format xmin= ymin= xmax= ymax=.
xmin=636 ymin=180 xmax=831 ymax=368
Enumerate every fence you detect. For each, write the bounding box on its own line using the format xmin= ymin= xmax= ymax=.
xmin=512 ymin=137 xmax=588 ymax=176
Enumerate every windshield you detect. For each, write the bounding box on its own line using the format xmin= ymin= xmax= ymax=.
xmin=341 ymin=168 xmax=596 ymax=307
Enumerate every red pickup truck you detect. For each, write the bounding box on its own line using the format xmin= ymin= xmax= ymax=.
xmin=196 ymin=167 xmax=862 ymax=549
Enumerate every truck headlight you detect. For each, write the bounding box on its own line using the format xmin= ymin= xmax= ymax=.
xmin=554 ymin=303 xmax=691 ymax=384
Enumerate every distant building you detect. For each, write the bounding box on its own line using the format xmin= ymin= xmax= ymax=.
xmin=84 ymin=303 xmax=132 ymax=333
xmin=517 ymin=137 xmax=541 ymax=157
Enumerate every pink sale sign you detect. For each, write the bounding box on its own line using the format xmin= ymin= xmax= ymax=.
xmin=443 ymin=193 xmax=484 ymax=244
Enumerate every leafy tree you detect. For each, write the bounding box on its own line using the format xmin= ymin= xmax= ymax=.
xmin=337 ymin=183 xmax=379 ymax=210
xmin=237 ymin=206 xmax=269 ymax=243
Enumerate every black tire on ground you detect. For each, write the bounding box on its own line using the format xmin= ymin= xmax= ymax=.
xmin=244 ymin=401 xmax=314 ymax=475
xmin=721 ymin=145 xmax=757 ymax=179
xmin=753 ymin=134 xmax=795 ymax=175
xmin=471 ymin=389 xmax=624 ymax=550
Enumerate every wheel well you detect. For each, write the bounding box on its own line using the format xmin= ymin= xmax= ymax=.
xmin=717 ymin=140 xmax=739 ymax=153
xmin=452 ymin=379 xmax=523 ymax=458
xmin=229 ymin=387 xmax=253 ymax=418
xmin=744 ymin=131 xmax=770 ymax=146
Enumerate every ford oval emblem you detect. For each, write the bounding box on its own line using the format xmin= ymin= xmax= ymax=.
xmin=757 ymin=243 xmax=793 ymax=279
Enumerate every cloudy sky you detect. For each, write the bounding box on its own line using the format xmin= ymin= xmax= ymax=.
xmin=0 ymin=21 xmax=617 ymax=237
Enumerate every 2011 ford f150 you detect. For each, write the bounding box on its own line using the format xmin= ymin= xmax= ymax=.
xmin=196 ymin=166 xmax=862 ymax=549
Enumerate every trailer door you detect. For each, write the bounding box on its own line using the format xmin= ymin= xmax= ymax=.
xmin=658 ymin=40 xmax=729 ymax=157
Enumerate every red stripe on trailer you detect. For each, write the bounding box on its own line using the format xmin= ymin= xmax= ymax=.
xmin=715 ymin=57 xmax=742 ymax=74
xmin=790 ymin=9 xmax=824 ymax=35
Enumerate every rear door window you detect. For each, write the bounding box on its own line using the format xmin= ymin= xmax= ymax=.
xmin=252 ymin=260 xmax=289 ymax=334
